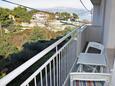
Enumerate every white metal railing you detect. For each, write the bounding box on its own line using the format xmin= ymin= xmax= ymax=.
xmin=0 ymin=25 xmax=87 ymax=86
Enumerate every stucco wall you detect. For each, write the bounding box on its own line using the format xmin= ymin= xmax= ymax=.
xmin=92 ymin=0 xmax=105 ymax=26
xmin=79 ymin=25 xmax=102 ymax=52
xmin=103 ymin=0 xmax=115 ymax=49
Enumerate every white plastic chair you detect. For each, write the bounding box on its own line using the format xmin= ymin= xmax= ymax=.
xmin=85 ymin=42 xmax=104 ymax=54
xmin=84 ymin=42 xmax=105 ymax=72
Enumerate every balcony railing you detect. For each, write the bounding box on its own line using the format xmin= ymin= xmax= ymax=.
xmin=0 ymin=25 xmax=87 ymax=86
xmin=0 ymin=25 xmax=113 ymax=86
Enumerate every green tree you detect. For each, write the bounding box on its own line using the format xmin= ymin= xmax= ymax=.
xmin=59 ymin=12 xmax=71 ymax=20
xmin=7 ymin=25 xmax=22 ymax=32
xmin=13 ymin=6 xmax=31 ymax=23
xmin=0 ymin=37 xmax=18 ymax=58
xmin=29 ymin=9 xmax=38 ymax=16
xmin=29 ymin=27 xmax=46 ymax=42
xmin=72 ymin=13 xmax=79 ymax=19
xmin=0 ymin=7 xmax=13 ymax=28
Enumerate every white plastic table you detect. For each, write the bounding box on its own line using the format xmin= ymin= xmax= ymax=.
xmin=77 ymin=53 xmax=107 ymax=72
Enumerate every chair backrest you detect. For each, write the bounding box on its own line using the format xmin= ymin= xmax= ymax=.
xmin=85 ymin=42 xmax=104 ymax=54
xmin=70 ymin=73 xmax=111 ymax=86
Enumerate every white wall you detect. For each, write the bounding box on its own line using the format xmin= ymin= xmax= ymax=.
xmin=103 ymin=0 xmax=115 ymax=49
xmin=92 ymin=5 xmax=100 ymax=25
xmin=92 ymin=0 xmax=105 ymax=26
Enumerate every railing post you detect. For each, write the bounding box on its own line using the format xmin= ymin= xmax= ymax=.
xmin=56 ymin=46 xmax=59 ymax=86
xmin=111 ymin=59 xmax=115 ymax=86
xmin=72 ymin=30 xmax=78 ymax=58
xmin=76 ymin=29 xmax=81 ymax=57
xmin=49 ymin=62 xmax=52 ymax=86
xmin=59 ymin=52 xmax=61 ymax=86
xmin=53 ymin=58 xmax=56 ymax=86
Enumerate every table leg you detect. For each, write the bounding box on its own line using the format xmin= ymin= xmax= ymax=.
xmin=79 ymin=64 xmax=83 ymax=72
xmin=100 ymin=66 xmax=104 ymax=72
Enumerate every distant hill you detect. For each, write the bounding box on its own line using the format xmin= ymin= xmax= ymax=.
xmin=38 ymin=7 xmax=92 ymax=21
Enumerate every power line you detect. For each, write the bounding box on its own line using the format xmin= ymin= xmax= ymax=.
xmin=2 ymin=0 xmax=92 ymax=17
xmin=80 ymin=0 xmax=92 ymax=14
xmin=1 ymin=0 xmax=46 ymax=13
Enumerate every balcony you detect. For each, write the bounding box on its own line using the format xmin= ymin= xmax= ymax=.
xmin=0 ymin=25 xmax=114 ymax=86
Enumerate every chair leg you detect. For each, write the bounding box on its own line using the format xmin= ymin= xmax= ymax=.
xmin=79 ymin=64 xmax=83 ymax=72
xmin=77 ymin=64 xmax=82 ymax=72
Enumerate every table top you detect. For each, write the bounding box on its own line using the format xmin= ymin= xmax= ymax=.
xmin=77 ymin=53 xmax=107 ymax=66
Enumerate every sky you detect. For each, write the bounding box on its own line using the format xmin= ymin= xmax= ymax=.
xmin=0 ymin=0 xmax=93 ymax=10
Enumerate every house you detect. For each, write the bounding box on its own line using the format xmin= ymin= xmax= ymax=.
xmin=32 ymin=12 xmax=49 ymax=25
xmin=9 ymin=15 xmax=15 ymax=22
xmin=21 ymin=22 xmax=36 ymax=28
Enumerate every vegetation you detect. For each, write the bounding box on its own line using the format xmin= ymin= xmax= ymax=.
xmin=13 ymin=6 xmax=32 ymax=23
xmin=0 ymin=7 xmax=13 ymax=28
xmin=56 ymin=12 xmax=79 ymax=20
xmin=73 ymin=13 xmax=79 ymax=19
xmin=0 ymin=6 xmax=77 ymax=79
xmin=0 ymin=6 xmax=38 ymax=28
xmin=0 ymin=25 xmax=73 ymax=77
